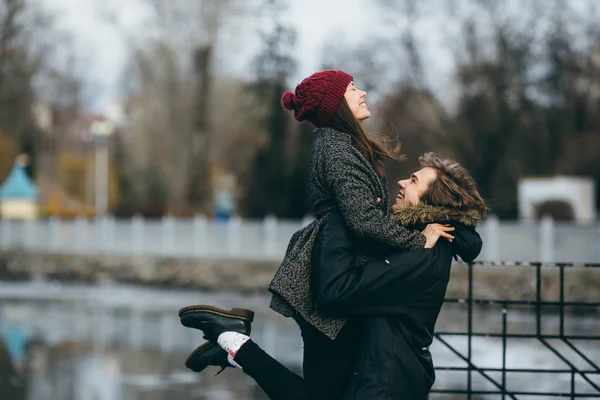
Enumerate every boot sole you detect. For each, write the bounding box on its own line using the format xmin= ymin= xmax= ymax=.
xmin=178 ymin=305 xmax=254 ymax=322
xmin=185 ymin=342 xmax=213 ymax=369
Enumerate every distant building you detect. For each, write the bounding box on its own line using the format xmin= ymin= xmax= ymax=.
xmin=518 ymin=176 xmax=596 ymax=223
xmin=105 ymin=98 xmax=130 ymax=128
xmin=31 ymin=97 xmax=53 ymax=132
xmin=0 ymin=155 xmax=40 ymax=220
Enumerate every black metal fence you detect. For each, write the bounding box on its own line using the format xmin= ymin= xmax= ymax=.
xmin=432 ymin=262 xmax=600 ymax=399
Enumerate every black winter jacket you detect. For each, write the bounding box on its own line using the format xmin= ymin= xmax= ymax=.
xmin=269 ymin=128 xmax=425 ymax=339
xmin=301 ymin=209 xmax=482 ymax=400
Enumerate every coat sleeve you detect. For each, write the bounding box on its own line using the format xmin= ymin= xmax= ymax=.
xmin=313 ymin=213 xmax=442 ymax=317
xmin=324 ymin=145 xmax=425 ymax=250
xmin=451 ymin=223 xmax=482 ymax=263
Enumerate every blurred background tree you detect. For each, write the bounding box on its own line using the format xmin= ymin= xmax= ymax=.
xmin=240 ymin=0 xmax=299 ymax=218
xmin=1 ymin=0 xmax=598 ymax=219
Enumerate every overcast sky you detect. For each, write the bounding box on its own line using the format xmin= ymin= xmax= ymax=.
xmin=33 ymin=0 xmax=598 ymax=115
xmin=37 ymin=0 xmax=399 ymax=112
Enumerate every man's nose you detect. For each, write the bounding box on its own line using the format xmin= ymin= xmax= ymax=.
xmin=397 ymin=179 xmax=407 ymax=188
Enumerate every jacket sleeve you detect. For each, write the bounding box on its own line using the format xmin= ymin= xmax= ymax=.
xmin=313 ymin=213 xmax=442 ymax=317
xmin=451 ymin=223 xmax=482 ymax=263
xmin=324 ymin=145 xmax=425 ymax=251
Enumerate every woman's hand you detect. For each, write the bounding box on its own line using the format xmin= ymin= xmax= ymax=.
xmin=421 ymin=224 xmax=455 ymax=248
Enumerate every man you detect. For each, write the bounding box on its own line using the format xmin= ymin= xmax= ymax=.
xmin=179 ymin=153 xmax=486 ymax=400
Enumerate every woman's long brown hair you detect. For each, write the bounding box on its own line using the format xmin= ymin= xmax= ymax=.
xmin=328 ymin=98 xmax=404 ymax=179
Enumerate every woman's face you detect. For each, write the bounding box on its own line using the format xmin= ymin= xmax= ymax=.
xmin=344 ymin=82 xmax=370 ymax=121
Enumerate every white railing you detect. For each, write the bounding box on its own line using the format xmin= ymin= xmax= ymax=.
xmin=0 ymin=215 xmax=599 ymax=262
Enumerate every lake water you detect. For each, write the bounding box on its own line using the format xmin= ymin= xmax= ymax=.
xmin=1 ymin=282 xmax=599 ymax=399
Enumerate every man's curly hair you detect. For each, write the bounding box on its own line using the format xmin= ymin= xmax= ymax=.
xmin=418 ymin=152 xmax=488 ymax=218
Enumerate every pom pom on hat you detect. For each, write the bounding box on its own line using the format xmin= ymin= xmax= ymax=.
xmin=281 ymin=91 xmax=296 ymax=111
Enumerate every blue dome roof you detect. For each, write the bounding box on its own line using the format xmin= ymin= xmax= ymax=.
xmin=0 ymin=161 xmax=39 ymax=201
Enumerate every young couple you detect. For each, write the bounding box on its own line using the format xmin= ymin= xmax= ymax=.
xmin=177 ymin=70 xmax=487 ymax=399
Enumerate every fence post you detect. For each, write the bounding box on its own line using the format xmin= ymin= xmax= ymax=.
xmin=193 ymin=214 xmax=207 ymax=256
xmin=161 ymin=215 xmax=175 ymax=256
xmin=539 ymin=215 xmax=555 ymax=263
xmin=97 ymin=215 xmax=113 ymax=254
xmin=228 ymin=216 xmax=242 ymax=256
xmin=23 ymin=218 xmax=36 ymax=250
xmin=109 ymin=216 xmax=117 ymax=252
xmin=74 ymin=215 xmax=87 ymax=253
xmin=0 ymin=219 xmax=11 ymax=249
xmin=96 ymin=216 xmax=105 ymax=253
xmin=131 ymin=215 xmax=144 ymax=255
xmin=49 ymin=216 xmax=61 ymax=252
xmin=264 ymin=215 xmax=277 ymax=257
xmin=484 ymin=214 xmax=500 ymax=262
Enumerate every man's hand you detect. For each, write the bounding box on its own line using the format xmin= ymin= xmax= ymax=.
xmin=421 ymin=223 xmax=455 ymax=248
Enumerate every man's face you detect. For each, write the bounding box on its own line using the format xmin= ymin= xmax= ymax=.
xmin=393 ymin=167 xmax=438 ymax=210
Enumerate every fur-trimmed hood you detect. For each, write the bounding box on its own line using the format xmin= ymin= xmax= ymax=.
xmin=393 ymin=204 xmax=482 ymax=227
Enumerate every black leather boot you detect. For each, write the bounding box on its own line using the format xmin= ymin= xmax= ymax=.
xmin=178 ymin=305 xmax=254 ymax=341
xmin=185 ymin=342 xmax=230 ymax=375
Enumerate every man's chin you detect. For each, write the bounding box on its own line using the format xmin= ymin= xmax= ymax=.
xmin=392 ymin=202 xmax=405 ymax=213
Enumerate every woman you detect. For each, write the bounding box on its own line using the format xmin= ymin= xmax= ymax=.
xmin=268 ymin=69 xmax=449 ymax=341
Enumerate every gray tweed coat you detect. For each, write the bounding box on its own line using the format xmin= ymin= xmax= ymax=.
xmin=269 ymin=127 xmax=426 ymax=339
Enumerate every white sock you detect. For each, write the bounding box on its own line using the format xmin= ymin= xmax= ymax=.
xmin=217 ymin=331 xmax=250 ymax=366
xmin=227 ymin=354 xmax=241 ymax=368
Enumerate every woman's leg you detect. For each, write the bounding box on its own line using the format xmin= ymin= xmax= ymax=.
xmin=178 ymin=305 xmax=313 ymax=399
xmin=233 ymin=339 xmax=312 ymax=400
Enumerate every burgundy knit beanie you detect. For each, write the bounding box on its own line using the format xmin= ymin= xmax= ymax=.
xmin=281 ymin=69 xmax=353 ymax=127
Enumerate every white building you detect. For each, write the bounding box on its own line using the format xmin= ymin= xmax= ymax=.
xmin=518 ymin=176 xmax=596 ymax=223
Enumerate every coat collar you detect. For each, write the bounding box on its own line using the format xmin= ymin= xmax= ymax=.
xmin=313 ymin=127 xmax=352 ymax=143
xmin=393 ymin=204 xmax=482 ymax=227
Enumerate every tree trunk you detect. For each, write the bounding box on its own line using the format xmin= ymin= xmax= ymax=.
xmin=187 ymin=45 xmax=213 ymax=214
